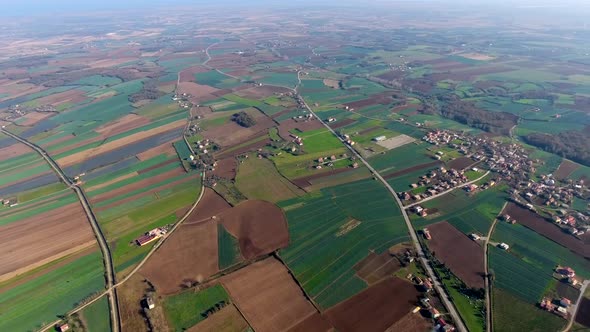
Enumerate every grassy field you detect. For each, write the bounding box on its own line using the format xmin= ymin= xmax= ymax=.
xmin=278 ymin=178 xmax=409 ymax=309
xmin=81 ymin=296 xmax=112 ymax=332
xmin=493 ymin=289 xmax=565 ymax=332
xmin=163 ymin=284 xmax=230 ymax=331
xmin=17 ymin=182 xmax=68 ymax=202
xmin=218 ymin=223 xmax=242 ymax=270
xmin=235 ymin=155 xmax=304 ymax=202
xmin=0 ymin=251 xmax=105 ymax=332
xmin=367 ymin=142 xmax=433 ymax=173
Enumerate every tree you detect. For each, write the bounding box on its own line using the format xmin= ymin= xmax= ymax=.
xmin=232 ymin=111 xmax=256 ymax=128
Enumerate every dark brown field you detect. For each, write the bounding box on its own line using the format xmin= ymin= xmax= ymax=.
xmin=219 ymin=200 xmax=289 ymax=259
xmin=211 ymin=157 xmax=238 ymax=179
xmin=383 ymin=161 xmax=442 ymax=180
xmin=328 ymin=118 xmax=356 ymax=129
xmin=353 ymin=252 xmax=402 ymax=285
xmin=325 ymin=277 xmax=420 ymax=332
xmin=576 ymin=297 xmax=590 ymax=328
xmin=427 ymin=221 xmax=485 ymax=288
xmin=504 ymin=203 xmax=589 ymax=258
xmin=447 ymin=157 xmax=474 ymax=170
xmin=184 ymin=188 xmax=231 ymax=223
xmin=553 ymin=160 xmax=579 ymax=180
xmin=385 ymin=312 xmax=431 ymax=332
xmin=292 ymin=167 xmax=356 ymax=188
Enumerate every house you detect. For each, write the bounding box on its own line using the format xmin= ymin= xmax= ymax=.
xmin=414 ymin=206 xmax=424 ymax=213
xmin=565 ymin=216 xmax=576 ymax=226
xmin=556 ymin=306 xmax=568 ymax=316
xmin=57 ymin=324 xmax=70 ymax=332
xmin=470 ymin=234 xmax=481 ymax=241
xmin=373 ymin=135 xmax=386 ymax=142
xmin=557 ymin=267 xmax=575 ymax=278
xmin=423 ymin=228 xmax=432 ymax=240
xmin=560 ymin=298 xmax=571 ymax=307
xmin=420 ymin=210 xmax=428 ymax=217
xmin=540 ymin=297 xmax=555 ymax=311
xmin=498 ymin=243 xmax=509 ymax=250
xmin=144 ymin=297 xmax=155 ymax=310
xmin=136 ymin=234 xmax=157 ymax=246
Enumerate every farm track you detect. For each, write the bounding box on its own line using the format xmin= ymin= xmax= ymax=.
xmin=1 ymin=129 xmax=120 ymax=332
xmin=484 ymin=202 xmax=506 ymax=332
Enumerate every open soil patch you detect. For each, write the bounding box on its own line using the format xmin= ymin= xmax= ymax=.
xmin=95 ymin=114 xmax=151 ymax=137
xmin=221 ymin=257 xmax=329 ymax=332
xmin=139 ymin=219 xmax=218 ymax=295
xmin=178 ymin=81 xmax=220 ymax=98
xmin=292 ymin=167 xmax=355 ymax=188
xmin=554 ymin=160 xmax=579 ymax=180
xmin=215 ymin=136 xmax=271 ymax=160
xmin=218 ymin=200 xmax=288 ymax=259
xmin=203 ymin=113 xmax=275 ymax=148
xmin=383 ymin=161 xmax=442 ymax=180
xmin=186 ymin=304 xmax=249 ymax=332
xmin=385 ymin=312 xmax=432 ymax=332
xmin=236 ymin=85 xmax=292 ymax=99
xmin=329 ymin=118 xmax=356 ymax=129
xmin=0 ymin=202 xmax=94 ymax=281
xmin=447 ymin=157 xmax=474 ymax=170
xmin=185 ymin=188 xmax=231 ymax=223
xmin=426 ymin=221 xmax=485 ymax=288
xmin=504 ymin=203 xmax=589 ymax=258
xmin=325 ymin=277 xmax=420 ymax=332
xmin=576 ymin=297 xmax=590 ymax=328
xmin=353 ymin=252 xmax=402 ymax=285
xmin=556 ymin=281 xmax=580 ymax=303
xmin=211 ymin=157 xmax=238 ymax=179
xmin=0 ymin=142 xmax=30 ymax=160
xmin=277 ymin=118 xmax=324 ymax=140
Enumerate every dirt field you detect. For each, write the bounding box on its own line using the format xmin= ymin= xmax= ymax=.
xmin=30 ymin=88 xmax=87 ymax=106
xmin=95 ymin=114 xmax=151 ymax=137
xmin=19 ymin=111 xmax=55 ymax=126
xmin=236 ymin=85 xmax=291 ymax=99
xmin=212 ymin=157 xmax=238 ymax=179
xmin=178 ymin=81 xmax=221 ymax=98
xmin=344 ymin=93 xmax=393 ymax=109
xmin=90 ymin=167 xmax=185 ymax=203
xmin=203 ymin=112 xmax=275 ymax=148
xmin=556 ymin=281 xmax=580 ymax=303
xmin=185 ymin=188 xmax=231 ymax=223
xmin=383 ymin=161 xmax=442 ymax=180
xmin=353 ymin=252 xmax=402 ymax=285
xmin=215 ymin=137 xmax=271 ymax=159
xmin=136 ymin=141 xmax=177 ymax=161
xmin=119 ymin=273 xmax=156 ymax=332
xmin=0 ymin=202 xmax=95 ymax=281
xmin=329 ymin=118 xmax=356 ymax=129
xmin=504 ymin=203 xmax=589 ymax=258
xmin=140 ymin=219 xmax=218 ymax=295
xmin=286 ymin=312 xmax=334 ymax=332
xmin=0 ymin=142 xmax=30 ymax=160
xmin=447 ymin=157 xmax=475 ymax=170
xmin=576 ymin=298 xmax=590 ymax=328
xmin=554 ymin=160 xmax=580 ymax=180
xmin=458 ymin=52 xmax=496 ymax=61
xmin=56 ymin=119 xmax=185 ymax=167
xmin=277 ymin=118 xmax=324 ymax=140
xmin=376 ymin=134 xmax=415 ymax=150
xmin=187 ymin=304 xmax=250 ymax=332
xmin=219 ymin=200 xmax=289 ymax=259
xmin=179 ymin=65 xmax=209 ymax=82
xmin=323 ymin=79 xmax=340 ymax=89
xmin=325 ymin=277 xmax=420 ymax=332
xmin=292 ymin=167 xmax=356 ymax=188
xmin=221 ymin=258 xmax=327 ymax=332
xmin=385 ymin=312 xmax=431 ymax=332
xmin=426 ymin=221 xmax=485 ymax=288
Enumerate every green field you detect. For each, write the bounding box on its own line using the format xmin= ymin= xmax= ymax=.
xmin=81 ymin=296 xmax=112 ymax=332
xmin=367 ymin=142 xmax=433 ymax=173
xmin=493 ymin=289 xmax=565 ymax=332
xmin=218 ymin=223 xmax=242 ymax=269
xmin=163 ymin=284 xmax=230 ymax=331
xmin=235 ymin=154 xmax=304 ymax=202
xmin=0 ymin=252 xmax=105 ymax=332
xmin=278 ymin=178 xmax=409 ymax=309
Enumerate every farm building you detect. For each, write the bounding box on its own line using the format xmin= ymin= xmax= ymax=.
xmin=423 ymin=228 xmax=432 ymax=240
xmin=498 ymin=243 xmax=509 ymax=250
xmin=143 ymin=297 xmax=155 ymax=310
xmin=135 ymin=227 xmax=167 ymax=246
xmin=557 ymin=267 xmax=575 ymax=278
xmin=57 ymin=323 xmax=70 ymax=332
xmin=560 ymin=298 xmax=571 ymax=307
xmin=373 ymin=135 xmax=386 ymax=142
xmin=469 ymin=234 xmax=481 ymax=241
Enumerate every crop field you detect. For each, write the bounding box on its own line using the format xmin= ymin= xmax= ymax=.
xmin=163 ymin=284 xmax=230 ymax=331
xmin=0 ymin=251 xmax=105 ymax=332
xmin=493 ymin=289 xmax=565 ymax=332
xmin=492 ymin=222 xmax=590 ymax=278
xmin=278 ymin=179 xmax=409 ymax=309
xmin=217 ymin=223 xmax=242 ymax=270
xmin=367 ymin=142 xmax=433 ymax=173
xmin=81 ymin=296 xmax=111 ymax=332
xmin=235 ymin=154 xmax=304 ymax=202
xmin=413 ymin=188 xmax=507 ymax=236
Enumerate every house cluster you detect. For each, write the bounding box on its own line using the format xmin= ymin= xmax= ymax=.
xmin=399 ymin=166 xmax=474 ymax=204
xmin=406 ymin=273 xmax=456 ymax=331
xmin=135 ymin=227 xmax=168 ymax=246
xmin=539 ymin=296 xmax=571 ymax=318
xmin=1 ymin=198 xmax=18 ymax=207
xmin=340 ymin=133 xmax=356 ymax=146
xmin=189 ymin=139 xmax=219 ymax=172
xmin=172 ymin=93 xmax=192 ymax=109
xmin=314 ymin=153 xmax=358 ymax=170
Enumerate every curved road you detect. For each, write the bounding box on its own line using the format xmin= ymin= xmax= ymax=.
xmin=1 ymin=129 xmax=120 ymax=332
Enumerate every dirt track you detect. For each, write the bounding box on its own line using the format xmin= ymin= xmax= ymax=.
xmin=221 ymin=258 xmax=328 ymax=332
xmin=427 ymin=221 xmax=485 ymax=288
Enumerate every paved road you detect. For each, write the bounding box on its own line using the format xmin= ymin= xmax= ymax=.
xmin=404 ymin=171 xmax=491 ymax=209
xmin=563 ymin=280 xmax=589 ymax=332
xmin=1 ymin=129 xmax=120 ymax=332
xmin=293 ymin=72 xmax=468 ymax=332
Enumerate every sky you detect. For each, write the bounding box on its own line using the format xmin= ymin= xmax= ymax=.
xmin=1 ymin=0 xmax=589 ymax=17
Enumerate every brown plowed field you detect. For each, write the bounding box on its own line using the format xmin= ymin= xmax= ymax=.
xmin=344 ymin=93 xmax=393 ymax=109
xmin=0 ymin=142 xmax=29 ymax=159
xmin=31 ymin=88 xmax=87 ymax=106
xmin=292 ymin=167 xmax=356 ymax=188
xmin=286 ymin=312 xmax=334 ymax=332
xmin=556 ymin=281 xmax=580 ymax=302
xmin=426 ymin=221 xmax=485 ymax=288
xmin=184 ymin=188 xmax=231 ymax=223
xmin=178 ymin=82 xmax=220 ymax=98
xmin=236 ymin=85 xmax=292 ymax=99
xmin=19 ymin=111 xmax=55 ymax=126
xmin=139 ymin=219 xmax=218 ymax=295
xmin=504 ymin=203 xmax=589 ymax=258
xmin=0 ymin=202 xmax=95 ymax=281
xmin=354 ymin=252 xmax=402 ymax=285
xmin=179 ymin=65 xmax=209 ymax=82
xmin=325 ymin=277 xmax=420 ymax=332
xmin=90 ymin=167 xmax=185 ymax=203
xmin=447 ymin=157 xmax=474 ymax=170
xmin=95 ymin=114 xmax=151 ymax=137
xmin=277 ymin=118 xmax=324 ymax=140
xmin=383 ymin=161 xmax=442 ymax=180
xmin=211 ymin=157 xmax=237 ymax=179
xmin=215 ymin=137 xmax=271 ymax=160
xmin=576 ymin=298 xmax=590 ymax=328
xmin=219 ymin=200 xmax=288 ymax=259
xmin=385 ymin=312 xmax=431 ymax=332
xmin=554 ymin=160 xmax=579 ymax=180
xmin=136 ymin=141 xmax=177 ymax=161
xmin=221 ymin=258 xmax=324 ymax=332
xmin=187 ymin=304 xmax=249 ymax=332
xmin=136 ymin=159 xmax=178 ymax=175
xmin=329 ymin=118 xmax=356 ymax=129
xmin=203 ymin=113 xmax=275 ymax=147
